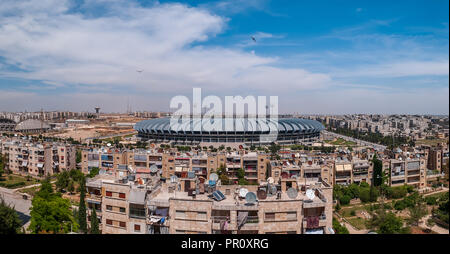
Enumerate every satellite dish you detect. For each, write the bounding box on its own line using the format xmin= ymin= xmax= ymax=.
xmin=291 ymin=174 xmax=298 ymax=179
xmin=170 ymin=175 xmax=178 ymax=183
xmin=267 ymin=185 xmax=277 ymax=196
xmin=245 ymin=192 xmax=257 ymax=204
xmin=210 ymin=173 xmax=218 ymax=182
xmin=107 ymin=143 xmax=111 ymax=147
xmin=287 ymin=188 xmax=298 ymax=199
xmin=267 ymin=177 xmax=274 ymax=184
xmin=150 ymin=164 xmax=158 ymax=173
xmin=239 ymin=188 xmax=249 ymax=198
xmin=257 ymin=189 xmax=267 ymax=200
xmin=306 ymin=189 xmax=316 ymax=200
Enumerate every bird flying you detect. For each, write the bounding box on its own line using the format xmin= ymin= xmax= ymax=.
xmin=251 ymin=36 xmax=256 ymax=42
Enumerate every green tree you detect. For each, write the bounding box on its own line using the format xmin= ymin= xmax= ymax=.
xmin=90 ymin=208 xmax=100 ymax=234
xmin=359 ymin=188 xmax=370 ymax=203
xmin=332 ymin=217 xmax=349 ymax=234
xmin=55 ymin=171 xmax=70 ymax=192
xmin=67 ymin=180 xmax=75 ymax=194
xmin=269 ymin=142 xmax=281 ymax=159
xmin=339 ymin=195 xmax=351 ymax=205
xmin=88 ymin=167 xmax=100 ymax=178
xmin=76 ymin=150 xmax=82 ymax=164
xmin=29 ymin=178 xmax=77 ymax=234
xmin=407 ymin=201 xmax=427 ymax=227
xmin=78 ymin=176 xmax=87 ymax=233
xmin=369 ymin=186 xmax=379 ymax=202
xmin=0 ymin=197 xmax=22 ymax=234
xmin=372 ymin=154 xmax=383 ymax=186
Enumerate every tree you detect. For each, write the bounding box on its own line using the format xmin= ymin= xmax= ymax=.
xmin=359 ymin=188 xmax=371 ymax=203
xmin=88 ymin=167 xmax=100 ymax=178
xmin=339 ymin=195 xmax=351 ymax=205
xmin=55 ymin=171 xmax=70 ymax=192
xmin=78 ymin=176 xmax=87 ymax=233
xmin=29 ymin=178 xmax=77 ymax=234
xmin=369 ymin=186 xmax=379 ymax=202
xmin=426 ymin=217 xmax=435 ymax=232
xmin=269 ymin=142 xmax=280 ymax=159
xmin=76 ymin=150 xmax=82 ymax=164
xmin=332 ymin=218 xmax=349 ymax=234
xmin=90 ymin=208 xmax=100 ymax=234
xmin=67 ymin=180 xmax=75 ymax=194
xmin=0 ymin=197 xmax=22 ymax=234
xmin=407 ymin=201 xmax=427 ymax=227
xmin=367 ymin=209 xmax=405 ymax=234
xmin=372 ymin=154 xmax=383 ymax=186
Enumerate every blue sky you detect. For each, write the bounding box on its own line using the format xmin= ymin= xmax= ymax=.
xmin=0 ymin=0 xmax=448 ymax=114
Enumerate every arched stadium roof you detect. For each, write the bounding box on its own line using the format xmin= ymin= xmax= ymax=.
xmin=134 ymin=118 xmax=324 ymax=134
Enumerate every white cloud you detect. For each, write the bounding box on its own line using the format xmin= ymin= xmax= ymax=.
xmin=0 ymin=0 xmax=331 ymax=97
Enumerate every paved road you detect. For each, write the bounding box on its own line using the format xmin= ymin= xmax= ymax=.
xmin=85 ymin=131 xmax=137 ymax=141
xmin=419 ymin=214 xmax=449 ymax=234
xmin=323 ymin=130 xmax=387 ymax=151
xmin=0 ymin=186 xmax=32 ymax=229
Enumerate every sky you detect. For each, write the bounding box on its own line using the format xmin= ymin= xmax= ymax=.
xmin=0 ymin=0 xmax=448 ymax=114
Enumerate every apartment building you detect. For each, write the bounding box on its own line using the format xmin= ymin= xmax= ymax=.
xmin=87 ymin=171 xmax=333 ymax=234
xmin=333 ymin=159 xmax=373 ymax=186
xmin=1 ymin=139 xmax=76 ymax=177
xmin=388 ymin=158 xmax=426 ymax=189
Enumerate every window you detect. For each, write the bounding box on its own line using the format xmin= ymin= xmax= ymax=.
xmin=134 ymin=224 xmax=141 ymax=232
xmin=265 ymin=212 xmax=275 ymax=221
xmin=106 ymin=219 xmax=112 ymax=225
xmin=175 ymin=210 xmax=186 ymax=219
xmin=119 ymin=207 xmax=126 ymax=213
xmin=119 ymin=221 xmax=126 ymax=228
xmin=106 ymin=191 xmax=112 ymax=197
xmin=119 ymin=193 xmax=126 ymax=199
xmin=197 ymin=211 xmax=207 ymax=220
xmin=286 ymin=212 xmax=297 ymax=221
xmin=106 ymin=205 xmax=112 ymax=211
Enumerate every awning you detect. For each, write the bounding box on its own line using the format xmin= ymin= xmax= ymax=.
xmin=22 ymin=161 xmax=28 ymax=166
xmin=129 ymin=190 xmax=146 ymax=205
xmin=37 ymin=163 xmax=43 ymax=168
xmin=175 ymin=166 xmax=182 ymax=172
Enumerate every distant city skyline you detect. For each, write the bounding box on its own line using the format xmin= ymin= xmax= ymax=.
xmin=0 ymin=0 xmax=448 ymax=114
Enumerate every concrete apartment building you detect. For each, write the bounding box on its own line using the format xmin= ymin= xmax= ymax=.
xmin=82 ymin=148 xmax=270 ymax=186
xmin=86 ymin=171 xmax=333 ymax=234
xmin=1 ymin=139 xmax=76 ymax=177
xmin=333 ymin=160 xmax=373 ymax=186
xmin=386 ymin=158 xmax=426 ymax=189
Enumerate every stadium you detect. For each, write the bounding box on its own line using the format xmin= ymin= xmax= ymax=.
xmin=134 ymin=117 xmax=324 ymax=144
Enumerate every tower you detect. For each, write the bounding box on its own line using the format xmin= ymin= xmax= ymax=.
xmin=95 ymin=107 xmax=100 ymax=119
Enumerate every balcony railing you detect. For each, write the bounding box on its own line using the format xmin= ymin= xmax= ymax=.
xmin=237 ymin=216 xmax=259 ymax=224
xmin=212 ymin=216 xmax=231 ymax=224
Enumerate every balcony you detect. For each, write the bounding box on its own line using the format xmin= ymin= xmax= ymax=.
xmin=303 ymin=214 xmax=327 ymax=229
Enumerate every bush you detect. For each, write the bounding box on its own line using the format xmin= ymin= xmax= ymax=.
xmin=332 ymin=218 xmax=349 ymax=234
xmin=394 ymin=200 xmax=407 ymax=210
xmin=425 ymin=196 xmax=438 ymax=206
xmin=359 ymin=182 xmax=370 ymax=188
xmin=340 ymin=195 xmax=351 ymax=205
xmin=350 ymin=210 xmax=356 ymax=216
xmin=359 ymin=188 xmax=370 ymax=203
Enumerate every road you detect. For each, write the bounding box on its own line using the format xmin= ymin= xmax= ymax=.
xmin=323 ymin=130 xmax=387 ymax=151
xmin=0 ymin=186 xmax=32 ymax=230
xmin=85 ymin=131 xmax=137 ymax=141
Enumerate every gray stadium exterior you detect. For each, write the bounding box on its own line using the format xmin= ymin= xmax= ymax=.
xmin=134 ymin=118 xmax=324 ymax=144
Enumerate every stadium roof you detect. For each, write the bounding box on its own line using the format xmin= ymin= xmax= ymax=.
xmin=134 ymin=118 xmax=324 ymax=134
